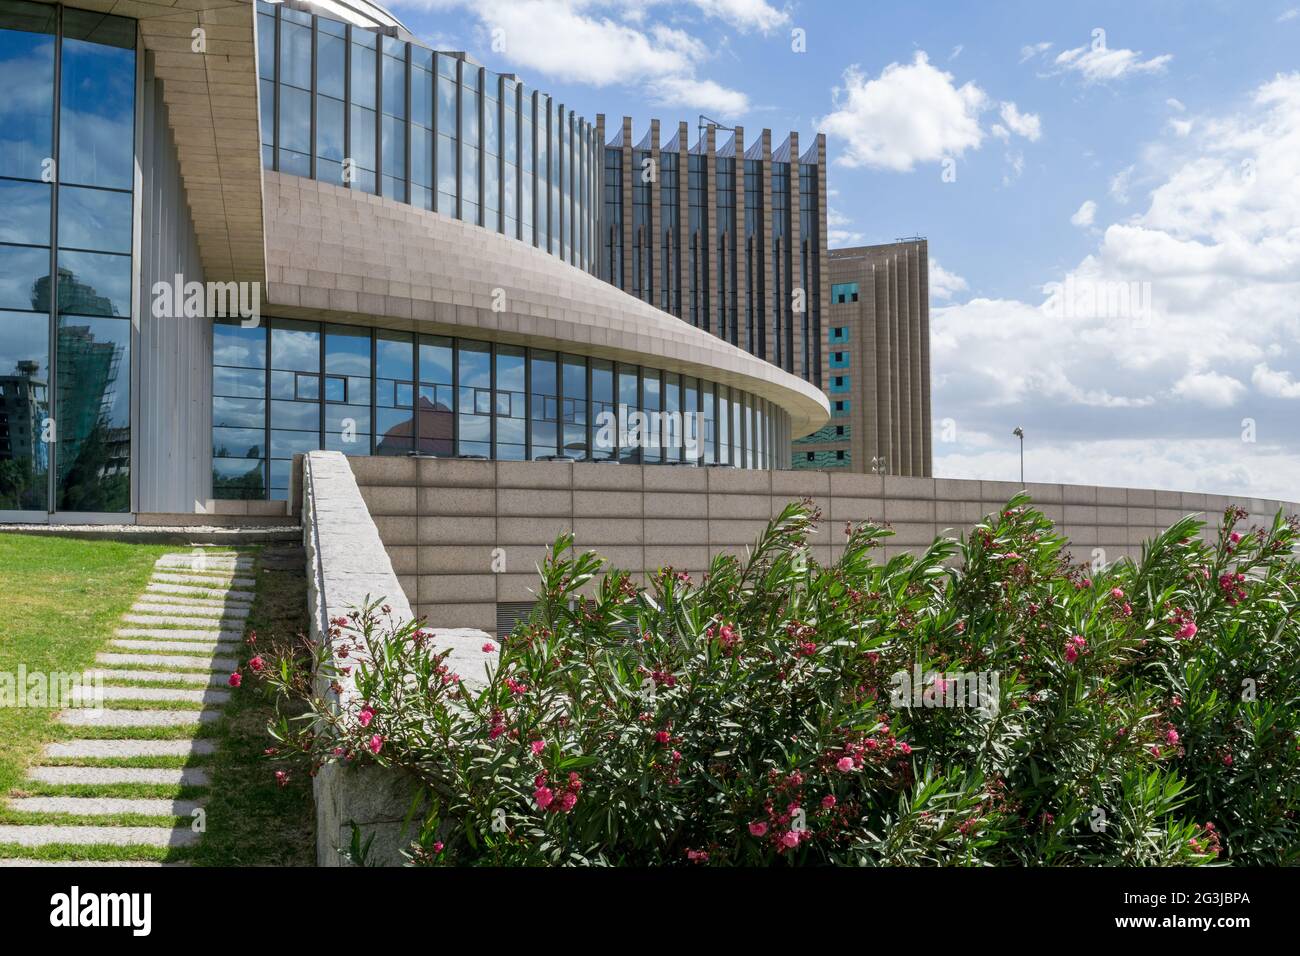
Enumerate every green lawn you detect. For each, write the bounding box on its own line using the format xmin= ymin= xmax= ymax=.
xmin=0 ymin=534 xmax=170 ymax=799
xmin=0 ymin=534 xmax=316 ymax=865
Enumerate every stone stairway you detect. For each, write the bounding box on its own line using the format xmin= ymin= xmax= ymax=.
xmin=0 ymin=550 xmax=255 ymax=865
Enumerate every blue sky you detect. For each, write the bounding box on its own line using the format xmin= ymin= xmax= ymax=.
xmin=386 ymin=0 xmax=1300 ymax=499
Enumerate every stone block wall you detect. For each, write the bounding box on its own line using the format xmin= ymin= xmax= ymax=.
xmin=344 ymin=456 xmax=1300 ymax=635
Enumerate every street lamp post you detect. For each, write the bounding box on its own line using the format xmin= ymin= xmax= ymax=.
xmin=1012 ymin=427 xmax=1024 ymax=485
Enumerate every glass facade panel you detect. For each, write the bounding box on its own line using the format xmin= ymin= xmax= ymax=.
xmin=211 ymin=320 xmax=785 ymax=499
xmin=0 ymin=3 xmax=135 ymax=512
xmin=529 ymin=349 xmax=557 ymax=459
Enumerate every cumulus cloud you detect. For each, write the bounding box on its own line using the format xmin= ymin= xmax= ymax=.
xmin=396 ymin=0 xmax=752 ymax=115
xmin=929 ymin=260 xmax=969 ymax=300
xmin=821 ymin=52 xmax=989 ymax=171
xmin=1252 ymin=363 xmax=1300 ymax=398
xmin=999 ymin=101 xmax=1042 ymax=141
xmin=686 ymin=0 xmax=788 ymax=32
xmin=1070 ymin=199 xmax=1097 ymax=227
xmin=1020 ymin=41 xmax=1052 ymax=63
xmin=932 ymin=73 xmax=1300 ymax=500
xmin=1053 ymin=36 xmax=1173 ymax=84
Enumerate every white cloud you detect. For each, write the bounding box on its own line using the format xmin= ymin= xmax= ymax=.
xmin=827 ymin=208 xmax=865 ymax=247
xmin=1173 ymin=369 xmax=1247 ymax=407
xmin=1070 ymin=199 xmax=1097 ymax=227
xmin=929 ymin=259 xmax=969 ymax=300
xmin=1109 ymin=164 xmax=1136 ymax=203
xmin=1053 ymin=38 xmax=1173 ymax=84
xmin=684 ymin=0 xmax=788 ymax=33
xmin=1252 ymin=363 xmax=1300 ymax=398
xmin=932 ymin=73 xmax=1300 ymax=500
xmin=1168 ymin=118 xmax=1193 ymax=137
xmin=991 ymin=123 xmax=1010 ymax=141
xmin=821 ymin=52 xmax=989 ymax=171
xmin=1279 ymin=8 xmax=1299 ymax=22
xmin=406 ymin=0 xmax=751 ymax=115
xmin=949 ymin=44 xmax=964 ymax=60
xmin=1167 ymin=97 xmax=1186 ymax=111
xmin=999 ymin=101 xmax=1042 ymax=141
xmin=1020 ymin=41 xmax=1052 ymax=62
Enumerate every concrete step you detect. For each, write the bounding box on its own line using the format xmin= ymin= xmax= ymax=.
xmin=152 ymin=571 xmax=256 ymax=588
xmin=73 ymin=685 xmax=231 ymax=705
xmin=131 ymin=603 xmax=250 ymax=620
xmin=0 ymin=858 xmax=187 ymax=866
xmin=0 ymin=825 xmax=199 ymax=847
xmin=86 ymin=669 xmax=226 ymax=687
xmin=59 ymin=709 xmax=221 ymax=728
xmin=7 ymin=796 xmax=204 ymax=817
xmin=27 ymin=766 xmax=212 ymax=786
xmin=44 ymin=738 xmax=217 ymax=759
xmin=108 ymin=639 xmax=238 ymax=655
xmin=115 ymin=628 xmax=243 ymax=642
xmin=147 ymin=582 xmax=254 ymax=601
xmin=95 ymin=653 xmax=237 ymax=671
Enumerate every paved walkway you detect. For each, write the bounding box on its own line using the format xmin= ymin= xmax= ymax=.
xmin=0 ymin=550 xmax=254 ymax=865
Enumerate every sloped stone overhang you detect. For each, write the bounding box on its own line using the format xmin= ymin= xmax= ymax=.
xmin=262 ymin=172 xmax=831 ymax=438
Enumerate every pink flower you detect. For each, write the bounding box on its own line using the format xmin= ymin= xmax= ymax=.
xmin=1230 ymin=531 xmax=1242 ymax=544
xmin=227 ymin=671 xmax=242 ymax=688
xmin=899 ymin=742 xmax=912 ymax=755
xmin=432 ymin=841 xmax=444 ymax=854
xmin=781 ymin=830 xmax=802 ymax=848
xmin=559 ymin=791 xmax=578 ymax=812
xmin=749 ymin=821 xmax=768 ymax=837
xmin=821 ymin=795 xmax=836 ymax=810
xmin=248 ymin=655 xmax=265 ymax=673
xmin=482 ymin=642 xmax=496 ymax=653
xmin=656 ymin=730 xmax=671 ymax=744
xmin=368 ymin=734 xmax=384 ymax=754
xmin=1175 ymin=621 xmax=1198 ymax=640
xmin=1110 ymin=588 xmax=1125 ymax=600
xmin=358 ymin=705 xmax=375 ymax=727
xmin=1167 ymin=728 xmax=1180 ymax=746
xmin=534 ymin=786 xmax=554 ymax=810
xmin=1223 ymin=752 xmax=1233 ymax=766
xmin=686 ymin=849 xmax=709 ymax=862
xmin=530 ymin=739 xmax=545 ymax=755
xmin=836 ymin=756 xmax=854 ymax=772
xmin=274 ymin=770 xmax=289 ymax=787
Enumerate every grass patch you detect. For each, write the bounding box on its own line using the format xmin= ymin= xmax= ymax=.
xmin=186 ymin=545 xmax=316 ymax=866
xmin=0 ymin=535 xmax=172 ymax=797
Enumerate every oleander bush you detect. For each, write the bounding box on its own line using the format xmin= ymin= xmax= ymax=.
xmin=256 ymin=496 xmax=1300 ymax=866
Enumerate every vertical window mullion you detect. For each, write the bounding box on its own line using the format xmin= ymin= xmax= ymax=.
xmin=309 ymin=15 xmax=317 ymax=180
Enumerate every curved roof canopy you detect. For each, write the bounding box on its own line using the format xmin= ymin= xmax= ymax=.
xmin=291 ymin=0 xmax=407 ymax=32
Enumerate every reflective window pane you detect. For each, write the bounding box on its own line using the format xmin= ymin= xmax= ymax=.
xmin=0 ymin=2 xmax=56 ymax=181
xmin=55 ymin=251 xmax=131 ymax=317
xmin=55 ymin=315 xmax=129 ymax=511
xmin=0 ymin=243 xmax=50 ymax=311
xmin=57 ymin=184 xmax=131 ymax=254
xmin=0 ymin=180 xmax=51 ymax=245
xmin=59 ymin=17 xmax=135 ymax=189
xmin=0 ymin=308 xmax=50 ymax=510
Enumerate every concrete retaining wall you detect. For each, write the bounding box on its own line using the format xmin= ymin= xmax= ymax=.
xmin=344 ymin=456 xmax=1300 ymax=634
xmin=302 ymin=450 xmax=490 ymax=865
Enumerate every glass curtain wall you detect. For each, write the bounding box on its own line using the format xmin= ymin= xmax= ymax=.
xmin=213 ymin=319 xmax=786 ymax=500
xmin=257 ymin=1 xmax=598 ymax=273
xmin=0 ymin=1 xmax=135 ymax=514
